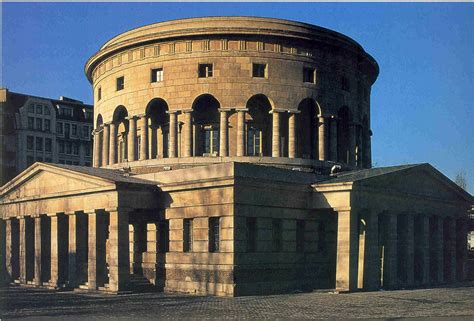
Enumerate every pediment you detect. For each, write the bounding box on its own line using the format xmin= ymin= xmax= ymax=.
xmin=357 ymin=164 xmax=472 ymax=203
xmin=0 ymin=163 xmax=115 ymax=203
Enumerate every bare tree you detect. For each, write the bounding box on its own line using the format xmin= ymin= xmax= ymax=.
xmin=454 ymin=169 xmax=468 ymax=191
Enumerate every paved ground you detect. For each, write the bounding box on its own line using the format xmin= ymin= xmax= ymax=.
xmin=1 ymin=285 xmax=474 ymax=320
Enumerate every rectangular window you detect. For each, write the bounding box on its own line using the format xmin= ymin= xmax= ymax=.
xmin=27 ymin=156 xmax=34 ymax=166
xmin=36 ymin=137 xmax=43 ymax=151
xmin=66 ymin=160 xmax=72 ymax=165
xmin=28 ymin=117 xmax=34 ymax=129
xmin=183 ymin=219 xmax=193 ymax=252
xmin=73 ymin=143 xmax=79 ymax=155
xmin=59 ymin=141 xmax=65 ymax=154
xmin=296 ymin=220 xmax=305 ymax=252
xmin=246 ymin=217 xmax=257 ymax=252
xmin=36 ymin=118 xmax=42 ymax=131
xmin=158 ymin=220 xmax=170 ymax=253
xmin=247 ymin=126 xmax=262 ymax=156
xmin=83 ymin=125 xmax=89 ymax=139
xmin=44 ymin=106 xmax=51 ymax=116
xmin=65 ymin=123 xmax=70 ymax=137
xmin=73 ymin=161 xmax=79 ymax=165
xmin=116 ymin=76 xmax=125 ymax=91
xmin=36 ymin=156 xmax=43 ymax=162
xmin=58 ymin=159 xmax=65 ymax=164
xmin=252 ymin=63 xmax=267 ymax=78
xmin=209 ymin=217 xmax=220 ymax=253
xmin=85 ymin=142 xmax=91 ymax=156
xmin=84 ymin=162 xmax=91 ymax=167
xmin=64 ymin=108 xmax=73 ymax=117
xmin=44 ymin=119 xmax=51 ymax=132
xmin=27 ymin=136 xmax=34 ymax=150
xmin=45 ymin=138 xmax=52 ymax=152
xmin=151 ymin=68 xmax=164 ymax=82
xmin=28 ymin=104 xmax=34 ymax=113
xmin=57 ymin=122 xmax=63 ymax=135
xmin=97 ymin=87 xmax=102 ymax=101
xmin=203 ymin=127 xmax=219 ymax=155
xmin=66 ymin=142 xmax=72 ymax=154
xmin=36 ymin=104 xmax=42 ymax=114
xmin=303 ymin=67 xmax=316 ymax=83
xmin=72 ymin=124 xmax=77 ymax=136
xmin=45 ymin=158 xmax=52 ymax=163
xmin=272 ymin=219 xmax=282 ymax=252
xmin=198 ymin=64 xmax=213 ymax=78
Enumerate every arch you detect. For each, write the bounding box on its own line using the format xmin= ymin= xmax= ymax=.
xmin=246 ymin=94 xmax=272 ymax=156
xmin=96 ymin=114 xmax=103 ymax=128
xmin=192 ymin=94 xmax=221 ymax=156
xmin=112 ymin=105 xmax=128 ymax=124
xmin=297 ymin=98 xmax=320 ymax=159
xmin=112 ymin=105 xmax=129 ymax=163
xmin=337 ymin=106 xmax=353 ymax=164
xmin=146 ymin=98 xmax=170 ymax=158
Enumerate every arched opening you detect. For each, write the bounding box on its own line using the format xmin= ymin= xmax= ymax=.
xmin=146 ymin=98 xmax=169 ymax=158
xmin=246 ymin=94 xmax=272 ymax=157
xmin=337 ymin=106 xmax=352 ymax=164
xmin=297 ymin=98 xmax=320 ymax=159
xmin=112 ymin=105 xmax=129 ymax=163
xmin=95 ymin=114 xmax=104 ymax=166
xmin=96 ymin=114 xmax=103 ymax=129
xmin=192 ymin=94 xmax=220 ymax=156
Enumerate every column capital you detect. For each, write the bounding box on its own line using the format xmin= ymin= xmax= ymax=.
xmin=218 ymin=108 xmax=233 ymax=112
xmin=125 ymin=115 xmax=139 ymax=121
xmin=288 ymin=110 xmax=301 ymax=114
xmin=136 ymin=113 xmax=146 ymax=119
xmin=269 ymin=109 xmax=286 ymax=114
xmin=166 ymin=110 xmax=181 ymax=115
xmin=180 ymin=109 xmax=193 ymax=114
xmin=105 ymin=207 xmax=134 ymax=214
xmin=104 ymin=121 xmax=112 ymax=126
xmin=235 ymin=108 xmax=248 ymax=112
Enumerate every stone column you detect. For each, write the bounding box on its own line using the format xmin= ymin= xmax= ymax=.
xmin=335 ymin=209 xmax=358 ymax=291
xmin=108 ymin=208 xmax=130 ymax=292
xmin=219 ymin=109 xmax=229 ymax=157
xmin=127 ymin=116 xmax=137 ymax=162
xmin=236 ymin=109 xmax=247 ymax=157
xmin=67 ymin=212 xmax=78 ymax=288
xmin=86 ymin=210 xmax=98 ymax=290
xmin=139 ymin=115 xmax=148 ymax=161
xmin=330 ymin=116 xmax=338 ymax=162
xmin=383 ymin=213 xmax=398 ymax=289
xmin=102 ymin=124 xmax=110 ymax=166
xmin=183 ymin=110 xmax=193 ymax=157
xmin=5 ymin=219 xmax=12 ymax=283
xmin=168 ymin=111 xmax=178 ymax=158
xmin=288 ymin=112 xmax=297 ymax=158
xmin=318 ymin=116 xmax=326 ymax=161
xmin=109 ymin=122 xmax=117 ymax=164
xmin=34 ymin=216 xmax=42 ymax=286
xmin=406 ymin=215 xmax=415 ymax=287
xmin=50 ymin=214 xmax=60 ymax=287
xmin=19 ymin=217 xmax=26 ymax=284
xmin=435 ymin=216 xmax=444 ymax=284
xmin=420 ymin=215 xmax=430 ymax=285
xmin=271 ymin=110 xmax=281 ymax=157
xmin=349 ymin=124 xmax=356 ymax=166
xmin=92 ymin=130 xmax=101 ymax=168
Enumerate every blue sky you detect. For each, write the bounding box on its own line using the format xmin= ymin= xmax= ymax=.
xmin=2 ymin=3 xmax=473 ymax=194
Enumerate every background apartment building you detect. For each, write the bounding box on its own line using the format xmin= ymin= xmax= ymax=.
xmin=0 ymin=88 xmax=93 ymax=185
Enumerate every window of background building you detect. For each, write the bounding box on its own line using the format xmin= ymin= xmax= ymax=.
xmin=252 ymin=63 xmax=267 ymax=78
xmin=59 ymin=141 xmax=65 ymax=154
xmin=59 ymin=159 xmax=65 ymax=164
xmin=97 ymin=87 xmax=102 ymax=101
xmin=36 ymin=104 xmax=42 ymax=114
xmin=116 ymin=76 xmax=125 ymax=91
xmin=57 ymin=122 xmax=63 ymax=135
xmin=36 ymin=156 xmax=43 ymax=162
xmin=28 ymin=105 xmax=34 ymax=113
xmin=183 ymin=218 xmax=193 ymax=252
xmin=45 ymin=158 xmax=52 ymax=163
xmin=203 ymin=127 xmax=219 ymax=155
xmin=73 ymin=161 xmax=79 ymax=165
xmin=85 ymin=111 xmax=93 ymax=120
xmin=246 ymin=217 xmax=257 ymax=252
xmin=72 ymin=124 xmax=77 ymax=136
xmin=27 ymin=156 xmax=34 ymax=166
xmin=158 ymin=220 xmax=170 ymax=253
xmin=27 ymin=136 xmax=34 ymax=150
xmin=198 ymin=64 xmax=213 ymax=78
xmin=296 ymin=220 xmax=305 ymax=252
xmin=28 ymin=117 xmax=34 ymax=130
xmin=84 ymin=162 xmax=91 ymax=167
xmin=83 ymin=125 xmax=89 ymax=139
xmin=65 ymin=123 xmax=70 ymax=137
xmin=342 ymin=76 xmax=350 ymax=91
xmin=85 ymin=143 xmax=91 ymax=156
xmin=247 ymin=126 xmax=262 ymax=156
xmin=66 ymin=142 xmax=72 ymax=154
xmin=272 ymin=219 xmax=282 ymax=252
xmin=63 ymin=107 xmax=73 ymax=117
xmin=209 ymin=217 xmax=220 ymax=253
xmin=45 ymin=138 xmax=52 ymax=152
xmin=36 ymin=137 xmax=43 ymax=151
xmin=73 ymin=143 xmax=79 ymax=155
xmin=44 ymin=119 xmax=51 ymax=132
xmin=66 ymin=160 xmax=72 ymax=165
xmin=151 ymin=68 xmax=164 ymax=82
xmin=303 ymin=67 xmax=316 ymax=84
xmin=36 ymin=118 xmax=42 ymax=131
xmin=44 ymin=106 xmax=51 ymax=116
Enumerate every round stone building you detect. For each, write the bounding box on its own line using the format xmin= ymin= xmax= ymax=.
xmin=1 ymin=17 xmax=471 ymax=297
xmin=85 ymin=16 xmax=378 ymax=172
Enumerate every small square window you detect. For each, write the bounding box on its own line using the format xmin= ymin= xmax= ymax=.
xmin=151 ymin=68 xmax=164 ymax=82
xmin=116 ymin=76 xmax=125 ymax=91
xmin=198 ymin=64 xmax=213 ymax=78
xmin=252 ymin=63 xmax=267 ymax=78
xmin=303 ymin=67 xmax=316 ymax=84
xmin=97 ymin=87 xmax=102 ymax=101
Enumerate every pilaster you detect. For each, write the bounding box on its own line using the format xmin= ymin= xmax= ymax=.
xmin=271 ymin=110 xmax=281 ymax=157
xmin=236 ymin=108 xmax=247 ymax=157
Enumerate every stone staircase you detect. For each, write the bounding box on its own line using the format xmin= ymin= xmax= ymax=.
xmin=126 ymin=274 xmax=157 ymax=293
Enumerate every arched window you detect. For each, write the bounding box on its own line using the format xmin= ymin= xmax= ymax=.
xmin=246 ymin=95 xmax=272 ymax=156
xmin=112 ymin=106 xmax=128 ymax=163
xmin=192 ymin=94 xmax=220 ymax=156
xmin=297 ymin=98 xmax=320 ymax=159
xmin=146 ymin=98 xmax=169 ymax=158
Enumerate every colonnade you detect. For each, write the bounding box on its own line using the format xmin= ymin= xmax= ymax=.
xmin=92 ymin=108 xmax=369 ymax=168
xmin=1 ymin=208 xmax=131 ymax=292
xmin=336 ymin=211 xmax=466 ymax=291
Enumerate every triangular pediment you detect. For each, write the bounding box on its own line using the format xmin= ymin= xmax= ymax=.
xmin=0 ymin=163 xmax=116 ymax=202
xmin=357 ymin=164 xmax=472 ymax=203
